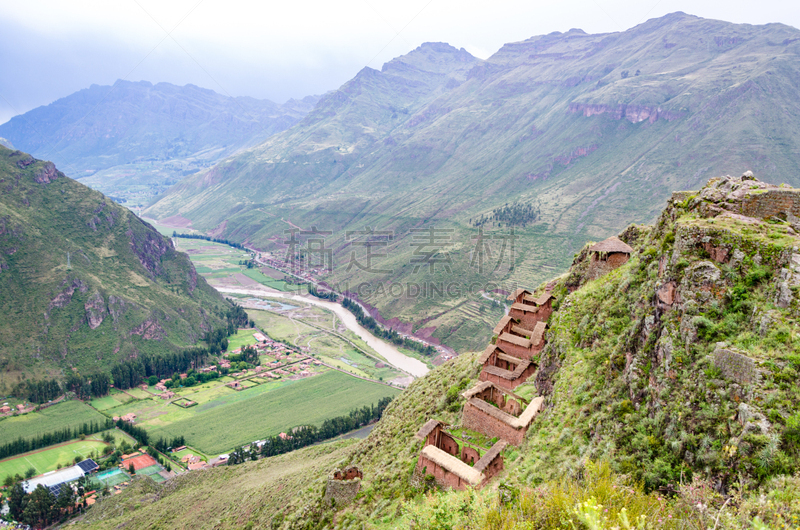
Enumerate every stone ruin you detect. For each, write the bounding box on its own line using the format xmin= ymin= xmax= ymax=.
xmin=461 ymin=381 xmax=544 ymax=446
xmin=413 ymin=285 xmax=554 ymax=489
xmin=323 ymin=466 xmax=362 ymax=506
xmin=413 ymin=420 xmax=507 ymax=490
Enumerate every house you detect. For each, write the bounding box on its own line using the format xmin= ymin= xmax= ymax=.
xmin=227 ymin=381 xmax=241 ymax=390
xmin=121 ymin=413 xmax=136 ymax=423
xmin=180 ymin=373 xmax=188 ymax=380
xmin=0 ymin=404 xmax=11 ymax=414
xmin=160 ymin=391 xmax=175 ymax=400
xmin=139 ymin=384 xmax=148 ymax=391
xmin=587 ymin=236 xmax=634 ymax=280
xmin=16 ymin=404 xmax=25 ymax=411
xmin=507 ymin=289 xmax=555 ymax=329
xmin=278 ymin=432 xmax=291 ymax=440
xmin=253 ymin=332 xmax=268 ymax=342
xmin=477 ymin=345 xmax=537 ymax=390
xmin=155 ymin=382 xmax=167 ymax=391
xmin=493 ymin=316 xmax=547 ymax=360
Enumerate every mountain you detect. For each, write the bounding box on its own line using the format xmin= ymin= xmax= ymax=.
xmin=73 ymin=172 xmax=800 ymax=529
xmin=142 ymin=14 xmax=800 ymax=353
xmin=0 ymin=80 xmax=319 ymax=208
xmin=0 ymin=146 xmax=232 ymax=393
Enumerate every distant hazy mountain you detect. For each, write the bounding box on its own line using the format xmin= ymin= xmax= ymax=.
xmin=0 ymin=80 xmax=319 ymax=207
xmin=0 ymin=146 xmax=232 ymax=391
xmin=145 ymin=14 xmax=800 ymax=351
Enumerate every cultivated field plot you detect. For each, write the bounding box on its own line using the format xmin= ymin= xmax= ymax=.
xmin=173 ymin=238 xmax=255 ymax=282
xmin=0 ymin=400 xmax=108 ymax=446
xmin=149 ymin=370 xmax=399 ymax=455
xmin=89 ymin=389 xmax=136 ymax=411
xmin=0 ymin=440 xmax=109 ymax=482
xmin=227 ymin=329 xmax=259 ymax=351
xmin=241 ymin=268 xmax=293 ymax=291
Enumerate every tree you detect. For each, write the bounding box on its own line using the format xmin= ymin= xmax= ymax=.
xmin=8 ymin=482 xmax=28 ymax=520
xmin=23 ymin=485 xmax=55 ymax=527
xmin=3 ymin=474 xmax=13 ymax=487
xmin=128 ymin=463 xmax=136 ymax=475
xmin=102 ymin=431 xmax=114 ymax=444
xmin=55 ymin=483 xmax=76 ymax=516
xmin=148 ymin=375 xmax=158 ymax=386
xmin=24 ymin=466 xmax=36 ymax=479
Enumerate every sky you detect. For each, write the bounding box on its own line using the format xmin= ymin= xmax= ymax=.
xmin=1 ymin=0 xmax=799 ymax=124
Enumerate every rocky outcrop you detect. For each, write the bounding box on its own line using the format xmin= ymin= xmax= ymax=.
xmin=84 ymin=291 xmax=107 ymax=330
xmin=127 ymin=220 xmax=173 ymax=278
xmin=48 ymin=278 xmax=88 ymax=310
xmin=33 ymin=162 xmax=59 ymax=184
xmin=131 ymin=317 xmax=166 ymax=340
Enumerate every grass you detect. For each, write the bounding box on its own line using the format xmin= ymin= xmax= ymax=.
xmin=0 ymin=439 xmax=109 ymax=482
xmin=147 ymin=370 xmax=399 ymax=455
xmin=89 ymin=389 xmax=136 ymax=411
xmin=241 ymin=269 xmax=293 ymax=291
xmin=0 ymin=400 xmax=108 ymax=446
xmin=226 ymin=329 xmax=258 ymax=351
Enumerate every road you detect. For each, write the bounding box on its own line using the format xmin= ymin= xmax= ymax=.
xmin=216 ymin=286 xmax=430 ymax=378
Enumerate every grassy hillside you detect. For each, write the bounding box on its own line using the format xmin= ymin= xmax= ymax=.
xmin=74 ymin=173 xmax=800 ymax=529
xmin=143 ymin=14 xmax=800 ymax=354
xmin=0 ymin=81 xmax=319 ymax=208
xmin=0 ymin=146 xmax=231 ymax=392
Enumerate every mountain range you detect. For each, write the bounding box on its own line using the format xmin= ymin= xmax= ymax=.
xmin=0 ymin=80 xmax=319 ymax=208
xmin=139 ymin=13 xmax=800 ymax=352
xmin=0 ymin=146 xmax=231 ymax=393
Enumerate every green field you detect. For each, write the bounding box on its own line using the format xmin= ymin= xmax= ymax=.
xmin=148 ymin=371 xmax=399 ymax=455
xmin=227 ymin=329 xmax=258 ymax=351
xmin=89 ymin=389 xmax=136 ymax=411
xmin=0 ymin=439 xmax=109 ymax=482
xmin=0 ymin=400 xmax=108 ymax=446
xmin=241 ymin=269 xmax=292 ymax=291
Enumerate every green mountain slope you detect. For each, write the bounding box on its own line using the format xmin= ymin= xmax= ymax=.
xmin=74 ymin=173 xmax=800 ymax=529
xmin=142 ymin=13 xmax=800 ymax=353
xmin=0 ymin=80 xmax=318 ymax=207
xmin=0 ymin=146 xmax=231 ymax=392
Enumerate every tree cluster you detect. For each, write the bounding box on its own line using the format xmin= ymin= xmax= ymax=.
xmin=115 ymin=418 xmax=149 ymax=446
xmin=64 ymin=372 xmax=111 ymax=399
xmin=7 ymin=479 xmax=83 ymax=528
xmin=152 ymin=435 xmax=186 ymax=453
xmin=18 ymin=378 xmax=62 ymax=404
xmin=0 ymin=420 xmax=113 ymax=460
xmin=226 ymin=345 xmax=258 ymax=364
xmin=308 ymin=284 xmax=338 ymax=301
xmin=172 ymin=232 xmax=246 ymax=250
xmin=342 ymin=298 xmax=435 ymax=355
xmin=110 ymin=347 xmax=209 ymax=390
xmin=470 ymin=200 xmax=541 ymax=228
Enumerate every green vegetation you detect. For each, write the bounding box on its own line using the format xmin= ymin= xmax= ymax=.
xmin=0 ymin=147 xmax=232 ymax=393
xmin=149 ymin=370 xmax=398 ymax=454
xmin=0 ymin=439 xmax=108 ymax=483
xmin=0 ymin=401 xmax=107 ymax=447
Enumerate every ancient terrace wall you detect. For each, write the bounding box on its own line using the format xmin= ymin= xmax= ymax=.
xmin=461 ymin=381 xmax=544 ymax=446
xmin=739 ymin=189 xmax=800 ymax=220
xmin=507 ymin=289 xmax=553 ymax=329
xmin=413 ymin=420 xmax=507 ymax=490
xmin=493 ymin=314 xmax=548 ymax=360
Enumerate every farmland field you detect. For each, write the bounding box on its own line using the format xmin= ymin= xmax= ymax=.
xmin=0 ymin=439 xmax=109 ymax=482
xmin=227 ymin=329 xmax=259 ymax=351
xmin=148 ymin=371 xmax=399 ymax=454
xmin=0 ymin=400 xmax=108 ymax=446
xmin=89 ymin=389 xmax=136 ymax=411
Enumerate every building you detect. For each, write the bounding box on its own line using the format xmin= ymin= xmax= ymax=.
xmin=460 ymin=381 xmax=544 ymax=446
xmin=413 ymin=420 xmax=507 ymax=490
xmin=493 ymin=315 xmax=547 ymax=360
xmin=24 ymin=459 xmax=98 ymax=494
xmin=477 ymin=345 xmax=537 ymax=390
xmin=587 ymin=236 xmax=634 ymax=280
xmin=507 ymin=289 xmax=554 ymax=329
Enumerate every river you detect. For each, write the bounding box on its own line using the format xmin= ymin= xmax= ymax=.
xmin=215 ymin=286 xmax=430 ymax=378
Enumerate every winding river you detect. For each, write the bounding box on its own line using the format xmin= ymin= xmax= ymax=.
xmin=215 ymin=286 xmax=430 ymax=378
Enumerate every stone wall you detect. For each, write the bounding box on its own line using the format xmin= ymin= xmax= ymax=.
xmin=323 ymin=478 xmax=360 ymax=506
xmin=461 ymin=446 xmax=480 ymax=465
xmin=587 ymin=252 xmax=630 ymax=280
xmin=415 ymin=454 xmax=468 ymax=490
xmin=462 ymin=400 xmax=525 ymax=445
xmin=739 ymin=189 xmax=800 ymax=220
xmin=479 ymin=362 xmax=536 ymax=390
xmin=439 ymin=431 xmax=460 ymax=457
xmin=713 ymin=347 xmax=758 ymax=386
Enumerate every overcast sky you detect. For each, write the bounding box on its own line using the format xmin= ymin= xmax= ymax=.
xmin=1 ymin=0 xmax=799 ymax=124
